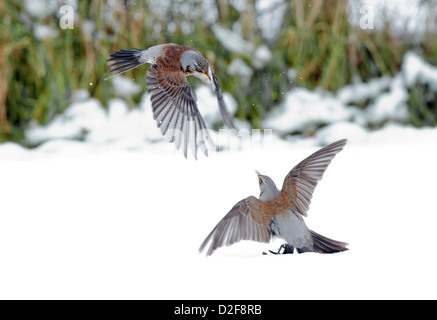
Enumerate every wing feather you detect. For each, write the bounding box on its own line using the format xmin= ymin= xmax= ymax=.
xmin=199 ymin=196 xmax=271 ymax=256
xmin=211 ymin=70 xmax=236 ymax=130
xmin=281 ymin=139 xmax=347 ymax=217
xmin=147 ymin=64 xmax=213 ymax=158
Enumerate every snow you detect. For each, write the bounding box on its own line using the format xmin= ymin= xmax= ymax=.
xmin=1 ymin=124 xmax=437 ymax=299
xmin=3 ymin=56 xmax=437 ymax=298
xmin=211 ymin=24 xmax=273 ymax=72
xmin=111 ymin=76 xmax=142 ymax=98
xmin=227 ymin=58 xmax=252 ymax=78
xmin=81 ymin=20 xmax=96 ymax=39
xmin=253 ymin=45 xmax=273 ymax=69
xmin=262 ymin=88 xmax=359 ymax=133
xmin=24 ymin=0 xmax=58 ymax=19
xmin=212 ymin=24 xmax=255 ymax=55
xmin=367 ymin=74 xmax=409 ymax=123
xmin=24 ymin=84 xmax=238 ymax=148
xmin=336 ymin=76 xmax=392 ymax=105
xmin=316 ymin=121 xmax=369 ymax=145
xmin=403 ymin=51 xmax=437 ymax=91
xmin=348 ymin=0 xmax=437 ymax=36
xmin=263 ymin=51 xmax=437 ymax=134
xmin=256 ymin=0 xmax=286 ymax=42
xmin=24 ymin=99 xmax=107 ymax=145
xmin=5 ymin=0 xmax=437 ymax=300
xmin=3 ymin=51 xmax=437 ymax=299
xmin=33 ymin=24 xmax=59 ymax=41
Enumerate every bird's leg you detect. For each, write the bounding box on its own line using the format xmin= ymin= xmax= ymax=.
xmin=275 ymin=244 xmax=286 ymax=254
xmin=262 ymin=244 xmax=286 ymax=255
xmin=282 ymin=244 xmax=294 ymax=254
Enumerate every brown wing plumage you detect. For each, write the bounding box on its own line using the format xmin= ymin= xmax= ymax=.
xmin=147 ymin=64 xmax=213 ymax=158
xmin=199 ymin=196 xmax=272 ymax=256
xmin=281 ymin=139 xmax=347 ymax=217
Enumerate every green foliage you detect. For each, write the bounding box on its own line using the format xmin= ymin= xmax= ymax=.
xmin=408 ymin=83 xmax=437 ymax=127
xmin=278 ymin=0 xmax=401 ymax=91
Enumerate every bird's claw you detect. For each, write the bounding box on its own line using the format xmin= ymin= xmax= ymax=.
xmin=262 ymin=244 xmax=287 ymax=255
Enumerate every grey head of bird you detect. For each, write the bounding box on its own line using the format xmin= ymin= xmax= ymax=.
xmin=180 ymin=50 xmax=212 ymax=82
xmin=255 ymin=170 xmax=281 ymax=202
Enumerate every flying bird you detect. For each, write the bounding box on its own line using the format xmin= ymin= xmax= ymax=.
xmin=199 ymin=139 xmax=349 ymax=256
xmin=105 ymin=44 xmax=236 ymax=158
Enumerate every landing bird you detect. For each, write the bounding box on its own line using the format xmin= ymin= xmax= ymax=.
xmin=105 ymin=44 xmax=236 ymax=158
xmin=199 ymin=139 xmax=348 ymax=256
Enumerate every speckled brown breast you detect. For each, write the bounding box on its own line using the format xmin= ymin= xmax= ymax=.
xmin=258 ymin=190 xmax=296 ymax=225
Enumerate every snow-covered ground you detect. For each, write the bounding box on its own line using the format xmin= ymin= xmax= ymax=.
xmin=1 ymin=122 xmax=437 ymax=299
xmin=1 ymin=51 xmax=437 ymax=299
xmin=2 ymin=54 xmax=437 ymax=299
xmin=4 ymin=0 xmax=436 ymax=300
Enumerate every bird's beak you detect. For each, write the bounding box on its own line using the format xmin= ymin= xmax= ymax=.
xmin=255 ymin=170 xmax=261 ymax=182
xmin=202 ymin=72 xmax=211 ymax=81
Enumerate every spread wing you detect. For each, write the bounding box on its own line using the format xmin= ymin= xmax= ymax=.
xmin=281 ymin=139 xmax=347 ymax=217
xmin=147 ymin=64 xmax=213 ymax=159
xmin=199 ymin=196 xmax=271 ymax=256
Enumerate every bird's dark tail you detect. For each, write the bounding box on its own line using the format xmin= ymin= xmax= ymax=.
xmin=309 ymin=230 xmax=348 ymax=254
xmin=105 ymin=48 xmax=145 ymax=80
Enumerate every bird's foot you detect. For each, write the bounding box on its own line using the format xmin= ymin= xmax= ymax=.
xmin=263 ymin=244 xmax=287 ymax=255
xmin=282 ymin=244 xmax=295 ymax=254
xmin=262 ymin=250 xmax=280 ymax=255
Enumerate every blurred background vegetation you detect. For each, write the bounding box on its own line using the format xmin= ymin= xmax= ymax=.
xmin=1 ymin=0 xmax=437 ymax=143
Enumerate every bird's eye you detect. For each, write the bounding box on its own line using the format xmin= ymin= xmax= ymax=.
xmin=259 ymin=178 xmax=263 ymax=184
